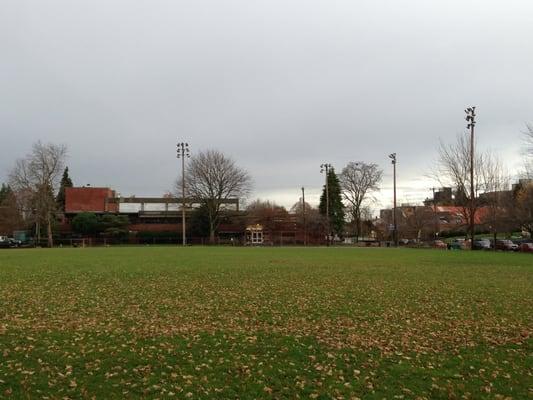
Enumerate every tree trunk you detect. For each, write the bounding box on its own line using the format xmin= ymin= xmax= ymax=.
xmin=36 ymin=219 xmax=41 ymax=246
xmin=209 ymin=224 xmax=216 ymax=244
xmin=47 ymin=211 xmax=53 ymax=248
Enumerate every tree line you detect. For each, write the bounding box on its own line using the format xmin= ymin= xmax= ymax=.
xmin=433 ymin=124 xmax=533 ymax=242
xmin=1 ymin=123 xmax=532 ymax=245
xmin=174 ymin=149 xmax=384 ymax=243
xmin=1 ymin=142 xmax=72 ymax=245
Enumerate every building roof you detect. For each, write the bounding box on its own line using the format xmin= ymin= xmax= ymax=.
xmin=435 ymin=206 xmax=490 ymax=225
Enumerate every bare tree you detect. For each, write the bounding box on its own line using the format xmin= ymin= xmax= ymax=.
xmin=434 ymin=134 xmax=485 ymax=242
xmin=339 ymin=162 xmax=382 ymax=241
xmin=9 ymin=141 xmax=67 ymax=247
xmin=524 ymin=123 xmax=533 ymax=177
xmin=513 ymin=181 xmax=533 ymax=236
xmin=403 ymin=206 xmax=435 ymax=241
xmin=289 ymin=200 xmax=312 ymax=219
xmin=525 ymin=123 xmax=533 ymax=156
xmin=290 ymin=201 xmax=326 ymax=242
xmin=246 ymin=200 xmax=287 ymax=232
xmin=180 ymin=150 xmax=252 ymax=243
xmin=479 ymin=154 xmax=512 ymax=245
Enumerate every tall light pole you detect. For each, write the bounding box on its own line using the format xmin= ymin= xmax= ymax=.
xmin=465 ymin=106 xmax=476 ymax=249
xmin=301 ymin=186 xmax=307 ymax=246
xmin=177 ymin=142 xmax=190 ymax=246
xmin=320 ymin=163 xmax=332 ymax=246
xmin=388 ymin=153 xmax=398 ymax=247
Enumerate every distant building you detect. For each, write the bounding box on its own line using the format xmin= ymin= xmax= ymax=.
xmin=63 ymin=186 xmax=240 ymax=237
xmin=423 ymin=187 xmax=453 ymax=206
xmin=376 ymin=203 xmax=492 ymax=240
xmin=65 ymin=187 xmax=118 ymax=213
xmin=379 ymin=209 xmax=392 ymax=220
xmin=62 ymin=186 xmax=321 ymax=245
xmin=434 ymin=187 xmax=453 ymax=205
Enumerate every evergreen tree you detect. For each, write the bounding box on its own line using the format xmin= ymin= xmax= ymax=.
xmin=0 ymin=183 xmax=13 ymax=203
xmin=319 ymin=168 xmax=345 ymax=237
xmin=0 ymin=183 xmax=22 ymax=235
xmin=56 ymin=167 xmax=73 ymax=210
xmin=71 ymin=212 xmax=99 ymax=235
xmin=189 ymin=203 xmax=211 ymax=238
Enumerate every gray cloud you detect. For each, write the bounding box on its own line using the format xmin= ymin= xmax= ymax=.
xmin=1 ymin=0 xmax=532 ymax=211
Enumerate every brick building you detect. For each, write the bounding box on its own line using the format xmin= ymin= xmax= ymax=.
xmin=63 ymin=187 xmax=240 ymax=240
xmin=62 ymin=187 xmax=325 ymax=245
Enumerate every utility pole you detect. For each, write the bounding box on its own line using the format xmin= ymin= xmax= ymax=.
xmin=388 ymin=153 xmax=398 ymax=247
xmin=301 ymin=186 xmax=307 ymax=246
xmin=177 ymin=142 xmax=190 ymax=246
xmin=320 ymin=163 xmax=332 ymax=246
xmin=465 ymin=107 xmax=476 ymax=250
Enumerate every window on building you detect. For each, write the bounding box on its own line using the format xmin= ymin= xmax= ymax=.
xmin=251 ymin=231 xmax=263 ymax=244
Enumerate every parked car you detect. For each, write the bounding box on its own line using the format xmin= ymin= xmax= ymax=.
xmin=449 ymin=239 xmax=467 ymax=250
xmin=473 ymin=239 xmax=491 ymax=250
xmin=519 ymin=242 xmax=533 ymax=253
xmin=7 ymin=238 xmax=21 ymax=247
xmin=0 ymin=237 xmax=22 ymax=249
xmin=433 ymin=240 xmax=447 ymax=249
xmin=495 ymin=239 xmax=519 ymax=251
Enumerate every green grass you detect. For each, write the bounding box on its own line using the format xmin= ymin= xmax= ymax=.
xmin=0 ymin=247 xmax=531 ymax=399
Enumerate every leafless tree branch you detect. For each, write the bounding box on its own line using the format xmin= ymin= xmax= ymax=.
xmin=176 ymin=149 xmax=252 ymax=242
xmin=339 ymin=162 xmax=382 ymax=240
xmin=8 ymin=141 xmax=67 ymax=246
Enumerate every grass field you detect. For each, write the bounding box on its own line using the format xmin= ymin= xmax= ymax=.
xmin=0 ymin=247 xmax=531 ymax=399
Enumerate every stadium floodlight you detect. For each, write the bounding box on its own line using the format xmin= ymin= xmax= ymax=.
xmin=389 ymin=153 xmax=398 ymax=246
xmin=464 ymin=106 xmax=477 ymax=249
xmin=177 ymin=142 xmax=191 ymax=246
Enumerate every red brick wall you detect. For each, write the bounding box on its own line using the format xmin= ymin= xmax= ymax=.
xmin=65 ymin=187 xmax=116 ymax=213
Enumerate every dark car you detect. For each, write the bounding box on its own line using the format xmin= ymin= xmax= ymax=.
xmin=7 ymin=238 xmax=21 ymax=247
xmin=449 ymin=239 xmax=468 ymax=250
xmin=473 ymin=239 xmax=491 ymax=250
xmin=0 ymin=237 xmax=21 ymax=249
xmin=519 ymin=243 xmax=533 ymax=253
xmin=495 ymin=239 xmax=519 ymax=251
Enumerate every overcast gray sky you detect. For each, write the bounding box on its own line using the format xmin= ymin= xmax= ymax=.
xmin=1 ymin=0 xmax=532 ymax=211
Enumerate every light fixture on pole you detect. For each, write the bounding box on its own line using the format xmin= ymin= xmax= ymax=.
xmin=388 ymin=153 xmax=398 ymax=247
xmin=320 ymin=163 xmax=332 ymax=246
xmin=465 ymin=106 xmax=476 ymax=249
xmin=177 ymin=142 xmax=190 ymax=246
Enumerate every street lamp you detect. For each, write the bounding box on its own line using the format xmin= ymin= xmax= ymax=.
xmin=177 ymin=142 xmax=190 ymax=246
xmin=388 ymin=153 xmax=398 ymax=247
xmin=320 ymin=163 xmax=332 ymax=246
xmin=465 ymin=106 xmax=476 ymax=250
